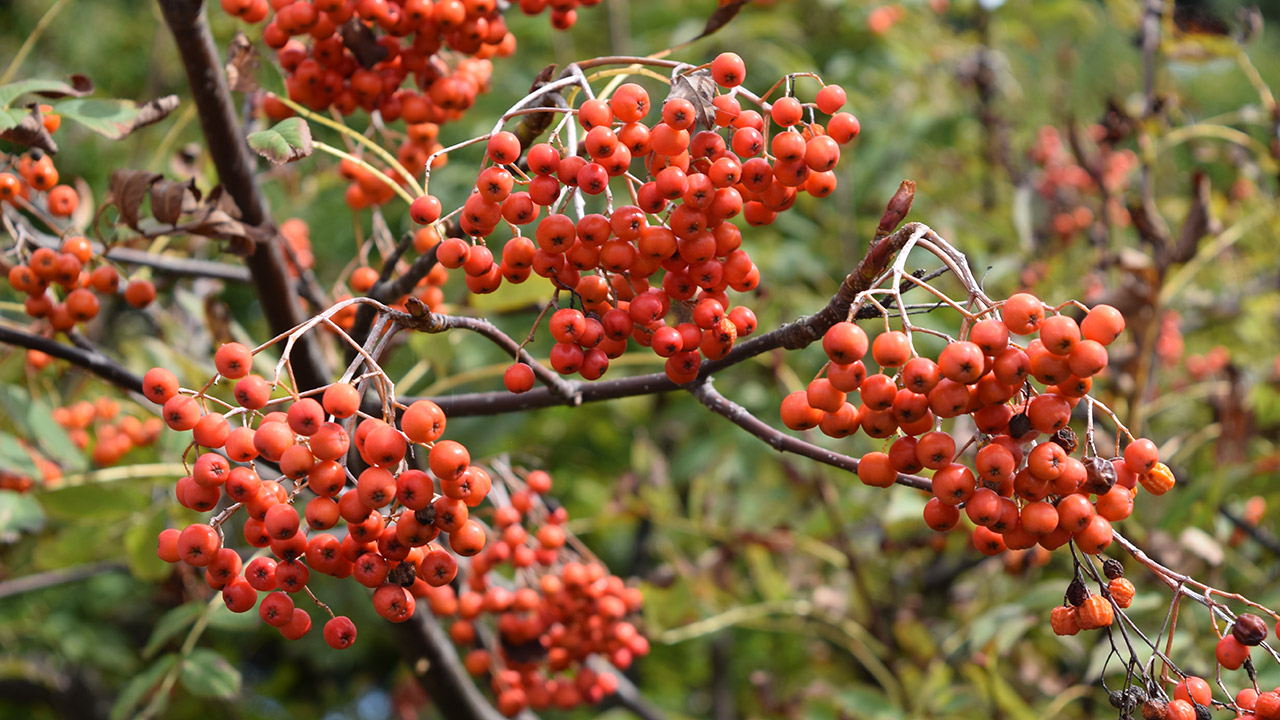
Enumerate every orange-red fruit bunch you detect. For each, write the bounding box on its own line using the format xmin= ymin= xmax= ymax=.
xmin=52 ymin=397 xmax=163 ymax=466
xmin=786 ymin=295 xmax=1172 ymax=559
xmin=149 ymin=346 xmax=491 ymax=646
xmin=222 ymin=0 xmax=589 ymax=137
xmin=5 ymin=235 xmax=157 ymax=333
xmin=1 ymin=126 xmax=79 ymax=217
xmin=422 ymin=474 xmax=647 ymax=717
xmin=426 ymin=56 xmax=857 ymax=387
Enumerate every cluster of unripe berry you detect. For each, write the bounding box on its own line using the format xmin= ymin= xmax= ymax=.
xmin=406 ymin=54 xmax=859 ymax=387
xmin=52 ymin=397 xmax=164 ymax=467
xmin=146 ymin=339 xmax=645 ymax=703
xmin=4 ymin=235 xmax=157 ymax=329
xmin=783 ymin=292 xmax=1173 ymax=562
xmin=421 ymin=472 xmax=647 ymax=716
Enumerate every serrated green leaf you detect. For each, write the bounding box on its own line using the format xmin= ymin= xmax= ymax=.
xmin=126 ymin=507 xmax=170 ymax=583
xmin=27 ymin=399 xmax=86 ymax=473
xmin=53 ymin=95 xmax=178 ymax=140
xmin=110 ymin=653 xmax=177 ymax=720
xmin=0 ymin=489 xmax=45 ymax=542
xmin=143 ymin=603 xmax=202 ymax=659
xmin=180 ymin=648 xmax=241 ymax=699
xmin=40 ymin=482 xmax=148 ymax=520
xmin=0 ymin=432 xmax=39 ymax=479
xmin=247 ymin=117 xmax=312 ymax=164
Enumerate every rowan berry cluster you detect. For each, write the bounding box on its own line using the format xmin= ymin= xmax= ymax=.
xmin=52 ymin=397 xmax=164 ymax=466
xmin=3 ymin=134 xmax=159 ymax=339
xmin=149 ymin=344 xmax=485 ymax=645
xmin=0 ymin=110 xmax=79 ymax=217
xmin=406 ymin=54 xmax=859 ymax=388
xmin=783 ymin=291 xmax=1175 ymax=563
xmin=422 ymin=470 xmax=647 ymax=716
xmin=4 ymin=234 xmax=157 ymax=327
xmin=1027 ymin=125 xmax=1136 ymax=239
xmin=146 ymin=334 xmax=644 ymax=706
xmin=1122 ymin=663 xmax=1280 ymax=720
xmin=221 ymin=0 xmax=590 ymax=150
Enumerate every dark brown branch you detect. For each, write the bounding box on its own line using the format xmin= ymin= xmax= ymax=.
xmin=157 ymin=0 xmax=329 ymax=392
xmin=395 ymin=304 xmax=580 ymax=403
xmin=398 ymin=611 xmax=513 ymax=720
xmin=1221 ymin=505 xmax=1280 ymax=557
xmin=0 ymin=561 xmax=126 ymax=600
xmin=0 ymin=325 xmax=143 ymax=393
xmin=686 ymin=379 xmax=931 ymax=492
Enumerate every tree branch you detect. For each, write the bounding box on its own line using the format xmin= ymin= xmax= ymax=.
xmin=687 ymin=378 xmax=931 ymax=492
xmin=0 ymin=325 xmax=143 ymax=393
xmin=398 ymin=611 xmax=514 ymax=720
xmin=156 ymin=0 xmax=330 ymax=392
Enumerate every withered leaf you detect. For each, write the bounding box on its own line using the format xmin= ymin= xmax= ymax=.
xmin=694 ymin=0 xmax=751 ymax=41
xmin=224 ymin=32 xmax=260 ymax=94
xmin=666 ymin=69 xmax=717 ymax=132
xmin=107 ymin=169 xmax=161 ymax=231
xmin=0 ymin=107 xmax=58 ymax=154
xmin=150 ymin=179 xmax=196 ymax=226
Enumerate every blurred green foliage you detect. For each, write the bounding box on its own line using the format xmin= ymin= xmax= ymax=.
xmin=2 ymin=0 xmax=1280 ymax=718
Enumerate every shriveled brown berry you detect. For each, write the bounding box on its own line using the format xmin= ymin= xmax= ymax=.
xmin=1051 ymin=427 xmax=1078 ymax=454
xmin=1083 ymin=456 xmax=1118 ymax=494
xmin=1232 ymin=613 xmax=1268 ymax=646
xmin=1066 ymin=577 xmax=1088 ymax=607
xmin=1103 ymin=558 xmax=1125 ymax=580
xmin=1142 ymin=699 xmax=1168 ymax=720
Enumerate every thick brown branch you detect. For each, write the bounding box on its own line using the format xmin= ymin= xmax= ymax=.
xmin=687 ymin=378 xmax=931 ymax=492
xmin=0 ymin=325 xmax=143 ymax=393
xmin=399 ymin=611 xmax=513 ymax=720
xmin=157 ymin=0 xmax=329 ymax=391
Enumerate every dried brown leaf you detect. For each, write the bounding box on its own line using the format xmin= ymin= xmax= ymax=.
xmin=666 ymin=69 xmax=717 ymax=132
xmin=150 ymin=179 xmax=195 ymax=226
xmin=0 ymin=107 xmax=57 ymax=154
xmin=695 ymin=0 xmax=751 ymax=41
xmin=107 ymin=169 xmax=161 ymax=230
xmin=224 ymin=32 xmax=259 ymax=94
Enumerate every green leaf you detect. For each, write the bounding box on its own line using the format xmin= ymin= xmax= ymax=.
xmin=27 ymin=399 xmax=86 ymax=473
xmin=247 ymin=117 xmax=312 ymax=164
xmin=180 ymin=648 xmax=241 ymax=700
xmin=0 ymin=76 xmax=93 ymax=118
xmin=53 ymin=95 xmax=179 ymax=140
xmin=143 ymin=603 xmax=202 ymax=659
xmin=0 ymin=431 xmax=39 ymax=479
xmin=125 ymin=507 xmax=170 ymax=583
xmin=0 ymin=489 xmax=45 ymax=542
xmin=40 ymin=482 xmax=148 ymax=520
xmin=110 ymin=653 xmax=177 ymax=720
